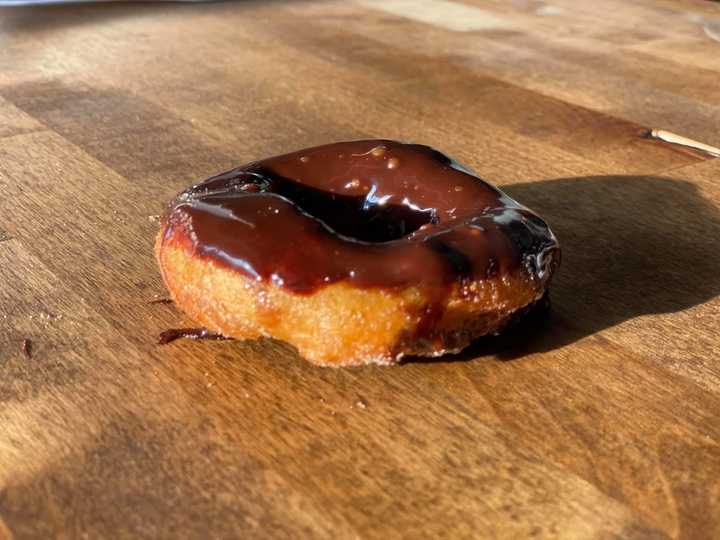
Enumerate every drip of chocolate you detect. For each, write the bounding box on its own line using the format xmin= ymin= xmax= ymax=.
xmin=21 ymin=338 xmax=32 ymax=359
xmin=160 ymin=140 xmax=560 ymax=337
xmin=148 ymin=298 xmax=174 ymax=305
xmin=158 ymin=328 xmax=229 ymax=345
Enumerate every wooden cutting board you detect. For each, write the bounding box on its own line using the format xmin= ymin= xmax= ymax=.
xmin=1 ymin=0 xmax=719 ymax=538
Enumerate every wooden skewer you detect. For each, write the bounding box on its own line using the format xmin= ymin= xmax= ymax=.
xmin=647 ymin=129 xmax=720 ymax=158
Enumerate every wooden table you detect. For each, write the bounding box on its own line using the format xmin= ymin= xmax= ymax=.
xmin=1 ymin=0 xmax=720 ymax=537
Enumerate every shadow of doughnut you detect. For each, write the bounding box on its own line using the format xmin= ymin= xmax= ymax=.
xmin=431 ymin=174 xmax=720 ymax=362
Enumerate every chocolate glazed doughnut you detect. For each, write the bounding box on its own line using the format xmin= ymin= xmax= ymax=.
xmin=156 ymin=140 xmax=560 ymax=366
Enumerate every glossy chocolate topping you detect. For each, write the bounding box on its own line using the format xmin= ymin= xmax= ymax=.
xmin=162 ymin=140 xmax=559 ymax=295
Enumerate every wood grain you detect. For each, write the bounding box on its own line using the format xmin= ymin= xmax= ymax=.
xmin=1 ymin=0 xmax=719 ymax=538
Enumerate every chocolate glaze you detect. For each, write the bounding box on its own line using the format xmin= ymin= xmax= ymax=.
xmin=162 ymin=140 xmax=560 ymax=302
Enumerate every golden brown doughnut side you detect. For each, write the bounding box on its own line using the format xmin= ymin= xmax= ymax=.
xmin=156 ymin=228 xmax=546 ymax=366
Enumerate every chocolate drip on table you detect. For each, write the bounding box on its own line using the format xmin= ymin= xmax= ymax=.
xmin=161 ymin=140 xmax=559 ymax=339
xmin=158 ymin=328 xmax=228 ymax=345
xmin=149 ymin=297 xmax=174 ymax=305
xmin=21 ymin=338 xmax=32 ymax=359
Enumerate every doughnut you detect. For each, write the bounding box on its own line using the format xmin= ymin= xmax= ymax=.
xmin=155 ymin=140 xmax=560 ymax=366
